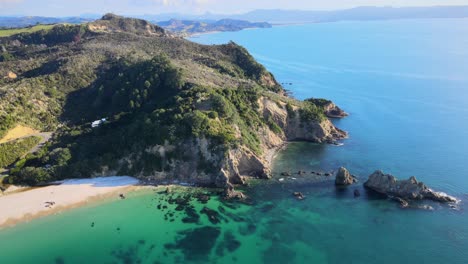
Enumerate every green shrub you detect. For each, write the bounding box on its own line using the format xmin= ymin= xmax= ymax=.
xmin=267 ymin=117 xmax=282 ymax=135
xmin=8 ymin=166 xmax=51 ymax=185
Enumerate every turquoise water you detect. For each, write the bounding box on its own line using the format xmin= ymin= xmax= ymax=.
xmin=1 ymin=19 xmax=468 ymax=263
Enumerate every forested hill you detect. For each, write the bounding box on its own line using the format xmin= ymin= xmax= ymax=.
xmin=0 ymin=14 xmax=345 ymax=190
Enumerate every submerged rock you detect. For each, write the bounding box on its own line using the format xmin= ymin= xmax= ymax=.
xmin=392 ymin=197 xmax=409 ymax=208
xmin=353 ymin=189 xmax=361 ymax=198
xmin=292 ymin=192 xmax=305 ymax=200
xmin=364 ymin=170 xmax=457 ymax=203
xmin=335 ymin=167 xmax=356 ymax=186
xmin=201 ymin=207 xmax=222 ymax=224
xmin=164 ymin=226 xmax=221 ymax=261
xmin=222 ymin=183 xmax=246 ymax=200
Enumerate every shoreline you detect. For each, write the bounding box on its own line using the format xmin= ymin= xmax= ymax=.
xmin=0 ymin=176 xmax=140 ymax=229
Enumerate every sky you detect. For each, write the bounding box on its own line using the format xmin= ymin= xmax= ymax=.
xmin=0 ymin=0 xmax=467 ymax=16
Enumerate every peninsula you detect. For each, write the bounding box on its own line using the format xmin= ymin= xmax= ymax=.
xmin=0 ymin=14 xmax=346 ymax=196
xmin=156 ymin=19 xmax=272 ymax=37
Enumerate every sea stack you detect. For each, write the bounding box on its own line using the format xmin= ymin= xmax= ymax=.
xmin=335 ymin=167 xmax=356 ymax=186
xmin=364 ymin=170 xmax=457 ymax=203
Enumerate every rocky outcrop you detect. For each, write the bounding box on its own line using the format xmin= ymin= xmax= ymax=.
xmin=335 ymin=167 xmax=357 ymax=186
xmin=364 ymin=170 xmax=457 ymax=203
xmin=7 ymin=71 xmax=17 ymax=79
xmin=323 ymin=102 xmax=348 ymax=118
xmin=88 ymin=14 xmax=166 ymax=37
xmin=209 ymin=97 xmax=348 ymax=191
xmin=259 ymin=97 xmax=347 ymax=144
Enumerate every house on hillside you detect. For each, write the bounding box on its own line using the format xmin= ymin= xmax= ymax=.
xmin=91 ymin=118 xmax=107 ymax=128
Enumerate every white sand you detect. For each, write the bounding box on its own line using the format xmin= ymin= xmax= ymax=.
xmin=0 ymin=176 xmax=139 ymax=228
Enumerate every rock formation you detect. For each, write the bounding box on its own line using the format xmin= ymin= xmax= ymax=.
xmin=353 ymin=189 xmax=361 ymax=197
xmin=364 ymin=170 xmax=457 ymax=203
xmin=335 ymin=167 xmax=356 ymax=186
xmin=323 ymin=102 xmax=348 ymax=118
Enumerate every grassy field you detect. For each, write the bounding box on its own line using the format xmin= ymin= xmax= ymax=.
xmin=0 ymin=24 xmax=55 ymax=37
xmin=0 ymin=125 xmax=39 ymax=144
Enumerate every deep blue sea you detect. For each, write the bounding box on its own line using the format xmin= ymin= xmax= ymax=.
xmin=191 ymin=19 xmax=468 ymax=195
xmin=0 ymin=19 xmax=467 ymax=264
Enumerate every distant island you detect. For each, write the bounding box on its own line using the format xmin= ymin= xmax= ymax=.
xmin=156 ymin=19 xmax=272 ymax=36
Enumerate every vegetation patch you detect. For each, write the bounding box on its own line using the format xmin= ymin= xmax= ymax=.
xmin=0 ymin=24 xmax=55 ymax=37
xmin=0 ymin=136 xmax=41 ymax=168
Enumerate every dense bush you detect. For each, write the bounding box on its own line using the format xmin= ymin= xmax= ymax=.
xmin=299 ymin=101 xmax=326 ymax=123
xmin=64 ymin=55 xmax=183 ymax=123
xmin=0 ymin=51 xmax=14 ymax=62
xmin=8 ymin=166 xmax=51 ymax=185
xmin=305 ymin=98 xmax=332 ymax=107
xmin=13 ymin=24 xmax=87 ymax=46
xmin=0 ymin=115 xmax=15 ymax=139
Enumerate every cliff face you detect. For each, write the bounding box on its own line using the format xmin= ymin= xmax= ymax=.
xmin=0 ymin=14 xmax=347 ymax=189
xmin=259 ymin=97 xmax=347 ymax=143
xmin=94 ymin=96 xmax=347 ymax=189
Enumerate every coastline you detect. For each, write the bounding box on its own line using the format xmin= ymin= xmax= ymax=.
xmin=0 ymin=176 xmax=140 ymax=229
xmin=185 ymin=26 xmax=271 ymax=38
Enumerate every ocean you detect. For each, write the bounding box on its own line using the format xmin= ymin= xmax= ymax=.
xmin=1 ymin=18 xmax=467 ymax=263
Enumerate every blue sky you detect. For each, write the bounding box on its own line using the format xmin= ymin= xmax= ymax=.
xmin=0 ymin=0 xmax=467 ymax=16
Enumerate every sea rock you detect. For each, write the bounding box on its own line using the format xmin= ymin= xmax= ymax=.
xmin=364 ymin=170 xmax=457 ymax=203
xmin=335 ymin=167 xmax=356 ymax=186
xmin=222 ymin=183 xmax=245 ymax=200
xmin=353 ymin=189 xmax=361 ymax=197
xmin=292 ymin=192 xmax=305 ymax=200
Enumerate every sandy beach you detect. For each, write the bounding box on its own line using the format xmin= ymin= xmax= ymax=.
xmin=0 ymin=176 xmax=139 ymax=228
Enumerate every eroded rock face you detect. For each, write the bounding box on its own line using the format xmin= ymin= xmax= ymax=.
xmin=364 ymin=170 xmax=457 ymax=203
xmin=87 ymin=97 xmax=348 ymax=191
xmin=335 ymin=167 xmax=356 ymax=186
xmin=323 ymin=102 xmax=348 ymax=118
xmin=259 ymin=97 xmax=348 ymax=144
